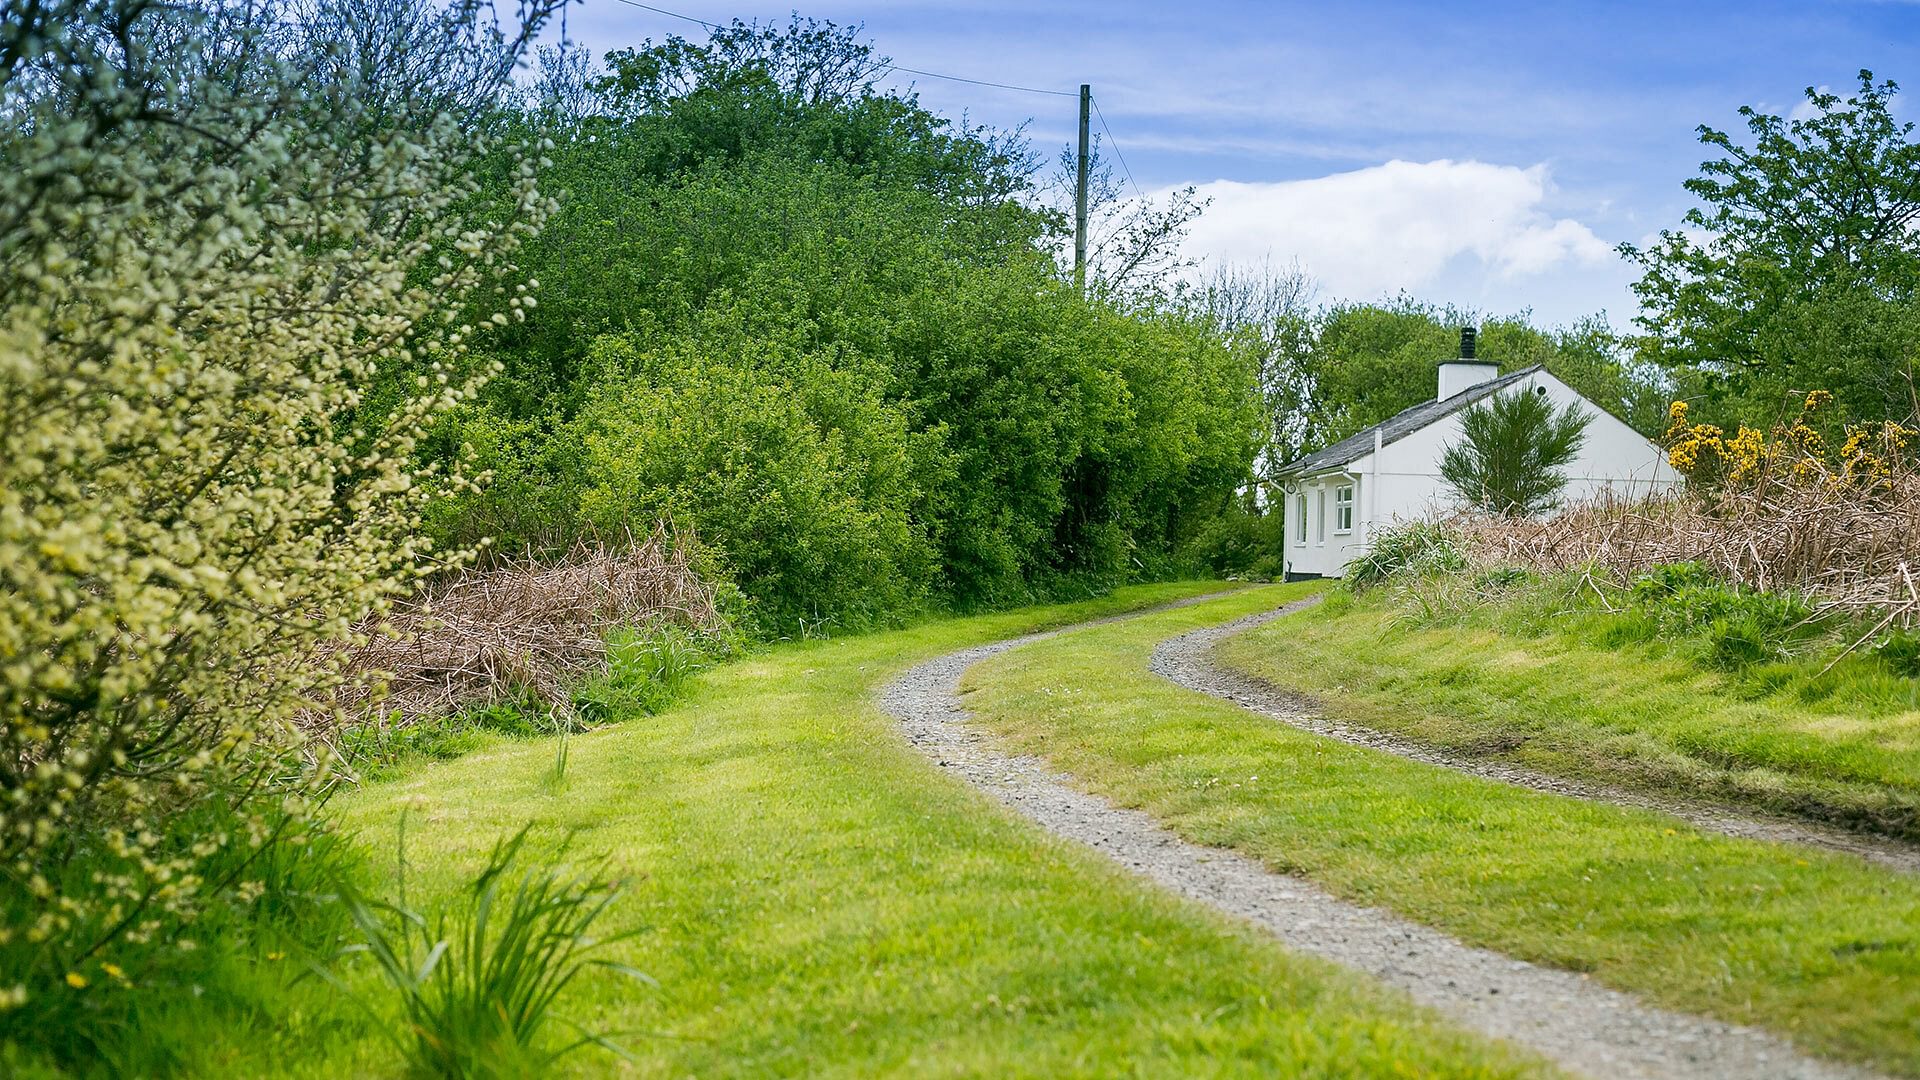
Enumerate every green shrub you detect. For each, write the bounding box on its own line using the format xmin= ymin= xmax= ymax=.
xmin=320 ymin=824 xmax=647 ymax=1078
xmin=577 ymin=333 xmax=936 ymax=636
xmin=1180 ymin=506 xmax=1285 ymax=579
xmin=1344 ymin=520 xmax=1468 ymax=588
xmin=0 ymin=0 xmax=557 ymax=1001
xmin=1626 ymin=563 xmax=1821 ymax=669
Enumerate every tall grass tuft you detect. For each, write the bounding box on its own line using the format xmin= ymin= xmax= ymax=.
xmin=319 ymin=822 xmax=651 ymax=1078
xmin=1344 ymin=520 xmax=1468 ymax=588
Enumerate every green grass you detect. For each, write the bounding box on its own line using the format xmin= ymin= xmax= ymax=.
xmin=1215 ymin=584 xmax=1920 ymax=839
xmin=193 ymin=582 xmax=1549 ymax=1078
xmin=962 ymin=584 xmax=1920 ymax=1077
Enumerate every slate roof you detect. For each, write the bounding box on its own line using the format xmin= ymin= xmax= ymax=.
xmin=1274 ymin=365 xmax=1544 ymax=478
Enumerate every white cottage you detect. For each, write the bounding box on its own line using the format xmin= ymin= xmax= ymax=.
xmin=1274 ymin=330 xmax=1680 ymax=580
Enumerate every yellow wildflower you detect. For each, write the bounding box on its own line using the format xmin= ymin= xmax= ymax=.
xmin=64 ymin=972 xmax=87 ymax=989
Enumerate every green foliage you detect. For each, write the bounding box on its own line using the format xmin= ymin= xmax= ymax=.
xmin=1344 ymin=520 xmax=1468 ymax=587
xmin=574 ymin=625 xmax=724 ymax=721
xmin=1625 ymin=71 xmax=1920 ymax=423
xmin=421 ymin=30 xmax=1264 ymax=631
xmin=320 ymin=824 xmax=647 ymax=1078
xmin=0 ymin=0 xmax=559 ymax=1031
xmin=1627 ymin=563 xmax=1821 ymax=669
xmin=576 ymin=331 xmax=935 ymax=635
xmin=0 ymin=804 xmax=360 ymax=1075
xmin=1439 ymin=388 xmax=1592 ymax=515
xmin=1179 ymin=504 xmax=1287 ymax=580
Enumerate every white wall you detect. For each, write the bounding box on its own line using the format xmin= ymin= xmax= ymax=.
xmin=1279 ymin=468 xmax=1372 ymax=578
xmin=1281 ymin=370 xmax=1680 ymax=578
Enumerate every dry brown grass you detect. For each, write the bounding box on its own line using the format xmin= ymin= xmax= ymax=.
xmin=313 ymin=528 xmax=721 ymax=730
xmin=1459 ymin=471 xmax=1920 ymax=632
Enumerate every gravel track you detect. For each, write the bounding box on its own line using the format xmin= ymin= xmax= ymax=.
xmin=880 ymin=598 xmax=1876 ymax=1080
xmin=1154 ymin=595 xmax=1920 ymax=877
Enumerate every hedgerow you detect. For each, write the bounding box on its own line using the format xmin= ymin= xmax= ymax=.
xmin=0 ymin=0 xmax=558 ymax=1055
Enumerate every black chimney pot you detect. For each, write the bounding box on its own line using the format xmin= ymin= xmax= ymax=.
xmin=1459 ymin=327 xmax=1477 ymax=360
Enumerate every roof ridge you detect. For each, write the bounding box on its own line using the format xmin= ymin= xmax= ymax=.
xmin=1272 ymin=365 xmax=1545 ymax=478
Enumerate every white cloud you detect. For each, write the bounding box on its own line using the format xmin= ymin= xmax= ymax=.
xmin=1174 ymin=159 xmax=1615 ymax=299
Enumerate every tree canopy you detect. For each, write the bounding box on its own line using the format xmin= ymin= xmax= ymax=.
xmin=1625 ymin=71 xmax=1920 ymax=425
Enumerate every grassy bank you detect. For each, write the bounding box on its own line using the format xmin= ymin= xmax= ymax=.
xmin=196 ymin=582 xmax=1547 ymax=1078
xmin=963 ymin=584 xmax=1920 ymax=1076
xmin=1216 ymin=584 xmax=1920 ymax=839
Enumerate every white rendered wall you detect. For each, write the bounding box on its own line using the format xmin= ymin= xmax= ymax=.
xmin=1282 ymin=370 xmax=1680 ymax=578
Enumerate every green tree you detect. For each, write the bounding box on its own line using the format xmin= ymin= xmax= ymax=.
xmin=421 ymin=16 xmax=1266 ymax=626
xmin=1624 ymin=71 xmax=1920 ymax=424
xmin=1439 ymin=390 xmax=1592 ymax=515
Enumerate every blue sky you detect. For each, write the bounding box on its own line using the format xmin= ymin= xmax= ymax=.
xmin=553 ymin=0 xmax=1920 ymax=328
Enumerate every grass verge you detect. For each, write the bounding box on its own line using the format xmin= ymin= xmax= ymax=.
xmin=963 ymin=583 xmax=1920 ymax=1077
xmin=1216 ymin=584 xmax=1920 ymax=840
xmin=209 ymin=581 xmax=1551 ymax=1078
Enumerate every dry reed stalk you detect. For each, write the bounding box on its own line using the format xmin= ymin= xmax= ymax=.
xmin=310 ymin=527 xmax=720 ymax=731
xmin=1453 ymin=465 xmax=1920 ymax=631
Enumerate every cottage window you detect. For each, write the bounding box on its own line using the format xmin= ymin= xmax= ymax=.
xmin=1295 ymin=494 xmax=1307 ymax=541
xmin=1315 ymin=489 xmax=1326 ymax=543
xmin=1334 ymin=484 xmax=1354 ymax=533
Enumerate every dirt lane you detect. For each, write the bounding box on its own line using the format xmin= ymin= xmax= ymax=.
xmin=881 ymin=596 xmax=1875 ymax=1080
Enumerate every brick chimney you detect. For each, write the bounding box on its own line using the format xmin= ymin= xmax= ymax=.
xmin=1437 ymin=327 xmax=1499 ymax=400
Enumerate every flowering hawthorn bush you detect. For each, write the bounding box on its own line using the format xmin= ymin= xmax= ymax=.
xmin=0 ymin=0 xmax=557 ymax=1011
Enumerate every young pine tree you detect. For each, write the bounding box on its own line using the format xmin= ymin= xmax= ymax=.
xmin=1439 ymin=390 xmax=1592 ymax=515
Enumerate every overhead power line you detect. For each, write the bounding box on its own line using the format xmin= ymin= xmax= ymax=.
xmin=606 ymin=0 xmax=1076 ymax=97
xmin=1089 ymin=93 xmax=1145 ymax=201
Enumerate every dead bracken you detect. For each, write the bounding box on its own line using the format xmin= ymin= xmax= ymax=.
xmin=314 ymin=529 xmax=721 ymax=731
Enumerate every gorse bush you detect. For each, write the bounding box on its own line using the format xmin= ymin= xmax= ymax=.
xmin=322 ymin=823 xmax=648 ymax=1079
xmin=0 ymin=0 xmax=557 ymax=1033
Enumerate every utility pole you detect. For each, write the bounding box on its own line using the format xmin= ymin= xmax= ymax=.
xmin=1074 ymin=83 xmax=1090 ymax=292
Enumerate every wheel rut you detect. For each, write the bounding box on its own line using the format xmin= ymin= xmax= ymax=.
xmin=1152 ymin=594 xmax=1920 ymax=877
xmin=881 ymin=596 xmax=1877 ymax=1080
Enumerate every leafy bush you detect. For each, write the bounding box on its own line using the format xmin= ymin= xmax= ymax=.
xmin=1345 ymin=521 xmax=1469 ymax=587
xmin=0 ymin=0 xmax=556 ymax=1024
xmin=321 ymin=824 xmax=647 ymax=1078
xmin=1180 ymin=506 xmax=1286 ymax=579
xmin=577 ymin=332 xmax=937 ymax=635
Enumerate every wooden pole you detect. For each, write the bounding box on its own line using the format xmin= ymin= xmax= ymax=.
xmin=1074 ymin=83 xmax=1090 ymax=291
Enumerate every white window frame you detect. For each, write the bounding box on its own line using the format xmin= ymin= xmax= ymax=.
xmin=1315 ymin=489 xmax=1327 ymax=544
xmin=1295 ymin=494 xmax=1308 ymax=542
xmin=1334 ymin=483 xmax=1355 ymax=534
